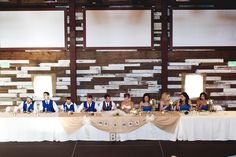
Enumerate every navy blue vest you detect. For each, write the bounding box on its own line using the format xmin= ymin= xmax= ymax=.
xmin=42 ymin=100 xmax=55 ymax=112
xmin=102 ymin=101 xmax=112 ymax=111
xmin=63 ymin=103 xmax=75 ymax=112
xmin=83 ymin=101 xmax=97 ymax=112
xmin=23 ymin=101 xmax=35 ymax=112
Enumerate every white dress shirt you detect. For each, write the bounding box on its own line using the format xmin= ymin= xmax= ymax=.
xmin=61 ymin=102 xmax=78 ymax=112
xmin=99 ymin=101 xmax=116 ymax=111
xmin=39 ymin=99 xmax=59 ymax=112
xmin=18 ymin=101 xmax=38 ymax=112
xmin=78 ymin=101 xmax=100 ymax=112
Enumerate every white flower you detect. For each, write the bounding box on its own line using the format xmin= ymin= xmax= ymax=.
xmin=145 ymin=114 xmax=155 ymax=122
xmin=5 ymin=107 xmax=11 ymax=112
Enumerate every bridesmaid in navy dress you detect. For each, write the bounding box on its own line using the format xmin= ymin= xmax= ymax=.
xmin=176 ymin=92 xmax=192 ymax=111
xmin=196 ymin=92 xmax=209 ymax=111
xmin=139 ymin=93 xmax=153 ymax=111
xmin=159 ymin=92 xmax=172 ymax=111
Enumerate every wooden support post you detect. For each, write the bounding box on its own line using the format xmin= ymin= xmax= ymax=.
xmin=161 ymin=0 xmax=169 ymax=93
xmin=69 ymin=0 xmax=77 ymax=103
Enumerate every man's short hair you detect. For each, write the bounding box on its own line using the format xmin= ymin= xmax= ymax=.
xmin=66 ymin=97 xmax=71 ymax=100
xmin=43 ymin=92 xmax=50 ymax=96
xmin=87 ymin=95 xmax=93 ymax=99
xmin=104 ymin=94 xmax=110 ymax=99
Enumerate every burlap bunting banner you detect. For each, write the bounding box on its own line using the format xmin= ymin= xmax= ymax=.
xmin=59 ymin=111 xmax=181 ymax=134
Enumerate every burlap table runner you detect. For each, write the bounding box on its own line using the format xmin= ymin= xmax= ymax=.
xmin=59 ymin=112 xmax=181 ymax=134
xmin=151 ymin=112 xmax=181 ymax=133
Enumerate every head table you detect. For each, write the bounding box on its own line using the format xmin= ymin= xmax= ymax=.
xmin=0 ymin=111 xmax=236 ymax=142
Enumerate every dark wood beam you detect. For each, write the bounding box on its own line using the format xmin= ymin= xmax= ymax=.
xmin=69 ymin=0 xmax=77 ymax=103
xmin=170 ymin=0 xmax=236 ymax=9
xmin=160 ymin=0 xmax=168 ymax=93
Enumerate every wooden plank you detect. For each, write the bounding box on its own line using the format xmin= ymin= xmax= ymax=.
xmin=0 ymin=52 xmax=69 ymax=60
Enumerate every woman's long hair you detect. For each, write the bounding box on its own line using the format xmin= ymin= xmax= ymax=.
xmin=161 ymin=92 xmax=170 ymax=101
xmin=181 ymin=92 xmax=190 ymax=105
xmin=199 ymin=92 xmax=208 ymax=100
xmin=142 ymin=93 xmax=151 ymax=103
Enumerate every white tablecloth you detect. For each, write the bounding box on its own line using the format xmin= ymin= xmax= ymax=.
xmin=0 ymin=111 xmax=236 ymax=142
xmin=177 ymin=111 xmax=236 ymax=141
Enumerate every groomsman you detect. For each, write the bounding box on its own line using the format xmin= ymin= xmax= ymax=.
xmin=17 ymin=95 xmax=38 ymax=113
xmin=61 ymin=97 xmax=77 ymax=112
xmin=39 ymin=92 xmax=58 ymax=112
xmin=99 ymin=94 xmax=116 ymax=111
xmin=78 ymin=95 xmax=99 ymax=112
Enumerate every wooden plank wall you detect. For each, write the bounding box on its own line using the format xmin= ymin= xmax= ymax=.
xmin=0 ymin=7 xmax=162 ymax=107
xmin=0 ymin=52 xmax=70 ymax=107
xmin=168 ymin=50 xmax=236 ymax=107
xmin=0 ymin=3 xmax=236 ymax=108
xmin=74 ymin=8 xmax=162 ymax=104
xmin=0 ymin=50 xmax=161 ymax=107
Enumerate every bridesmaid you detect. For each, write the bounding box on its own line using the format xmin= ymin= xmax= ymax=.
xmin=176 ymin=92 xmax=192 ymax=111
xmin=159 ymin=92 xmax=172 ymax=111
xmin=196 ymin=92 xmax=209 ymax=111
xmin=139 ymin=93 xmax=153 ymax=111
xmin=121 ymin=93 xmax=134 ymax=113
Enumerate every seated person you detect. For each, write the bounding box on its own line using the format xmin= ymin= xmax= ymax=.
xmin=139 ymin=93 xmax=153 ymax=111
xmin=159 ymin=92 xmax=172 ymax=111
xmin=39 ymin=92 xmax=59 ymax=112
xmin=61 ymin=97 xmax=77 ymax=112
xmin=78 ymin=95 xmax=99 ymax=112
xmin=196 ymin=92 xmax=209 ymax=111
xmin=121 ymin=93 xmax=134 ymax=113
xmin=176 ymin=92 xmax=192 ymax=111
xmin=99 ymin=94 xmax=116 ymax=111
xmin=17 ymin=96 xmax=38 ymax=113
